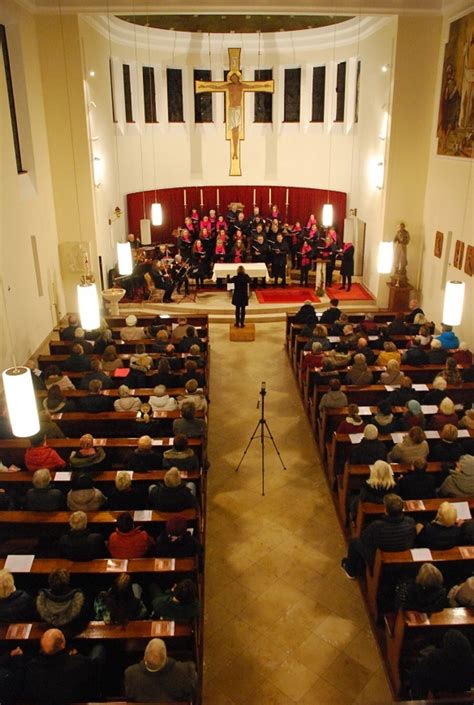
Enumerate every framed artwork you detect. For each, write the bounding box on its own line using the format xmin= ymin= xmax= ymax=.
xmin=465 ymin=245 xmax=474 ymax=276
xmin=436 ymin=10 xmax=474 ymax=158
xmin=453 ymin=240 xmax=465 ymax=269
xmin=434 ymin=231 xmax=444 ymax=258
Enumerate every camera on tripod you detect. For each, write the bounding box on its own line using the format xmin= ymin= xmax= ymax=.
xmin=260 ymin=381 xmax=266 ymax=396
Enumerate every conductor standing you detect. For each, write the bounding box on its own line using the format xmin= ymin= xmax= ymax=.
xmin=230 ymin=265 xmax=251 ymax=328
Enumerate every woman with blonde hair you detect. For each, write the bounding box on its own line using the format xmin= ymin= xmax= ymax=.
xmin=380 ymin=359 xmax=403 ymax=386
xmin=432 ymin=397 xmax=459 ymax=430
xmin=349 ymin=459 xmax=396 ymax=523
xmin=376 ymin=341 xmax=401 ymax=367
xmin=431 ymin=424 xmax=463 ymax=462
xmin=395 ymin=563 xmax=447 ymax=613
xmin=108 ymin=471 xmax=143 ymax=510
xmin=387 ymin=426 xmax=429 ymax=464
xmin=0 ymin=569 xmax=35 ymax=622
xmin=416 ymin=501 xmax=461 ymax=549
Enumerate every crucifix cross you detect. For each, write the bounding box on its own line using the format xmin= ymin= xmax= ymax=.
xmin=195 ymin=48 xmax=274 ymax=176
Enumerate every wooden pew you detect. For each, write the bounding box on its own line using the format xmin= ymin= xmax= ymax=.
xmin=49 ymin=335 xmax=208 ymax=355
xmin=0 ymin=508 xmax=197 ymax=526
xmin=0 ymin=619 xmax=193 ymax=641
xmin=38 ymin=351 xmax=208 ymax=371
xmin=337 ymin=461 xmax=444 ymax=526
xmin=0 ymin=556 xmax=196 ymax=575
xmin=366 ymin=547 xmax=474 ymax=621
xmin=0 ymin=469 xmax=201 ymax=485
xmin=354 ymin=497 xmax=474 ymax=537
xmin=385 ymin=608 xmax=474 ymax=694
xmin=36 ymin=387 xmax=186 ymax=399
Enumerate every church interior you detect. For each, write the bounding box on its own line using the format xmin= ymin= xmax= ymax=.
xmin=0 ymin=0 xmax=474 ymax=702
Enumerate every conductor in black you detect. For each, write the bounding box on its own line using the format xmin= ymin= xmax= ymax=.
xmin=230 ymin=265 xmax=252 ymax=328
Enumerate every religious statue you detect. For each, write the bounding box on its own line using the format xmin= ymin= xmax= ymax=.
xmin=195 ymin=48 xmax=274 ymax=177
xmin=392 ymin=222 xmax=410 ymax=279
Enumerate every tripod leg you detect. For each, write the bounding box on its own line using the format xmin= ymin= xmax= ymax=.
xmin=260 ymin=413 xmax=265 ymax=496
xmin=235 ymin=420 xmax=262 ymax=472
xmin=262 ymin=420 xmax=287 ymax=471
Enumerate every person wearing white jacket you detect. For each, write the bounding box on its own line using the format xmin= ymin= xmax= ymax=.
xmin=114 ymin=385 xmax=142 ymax=413
xmin=149 ymin=385 xmax=178 ymax=412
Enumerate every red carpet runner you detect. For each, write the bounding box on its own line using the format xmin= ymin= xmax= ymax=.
xmin=325 ymin=283 xmax=374 ymax=301
xmin=255 ymin=287 xmax=320 ymax=304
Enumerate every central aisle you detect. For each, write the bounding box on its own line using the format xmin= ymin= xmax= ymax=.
xmin=203 ymin=322 xmax=392 ymax=705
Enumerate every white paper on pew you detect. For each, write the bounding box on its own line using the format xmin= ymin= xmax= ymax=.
xmin=451 ymin=502 xmax=472 ymax=520
xmin=421 ymin=405 xmax=438 ymax=414
xmin=54 ymin=471 xmax=72 ymax=482
xmin=410 ymin=548 xmax=433 ymax=561
xmin=152 ymin=439 xmax=163 ymax=446
xmin=134 ymin=510 xmax=153 ymax=522
xmin=424 ymin=430 xmax=440 ymax=439
xmin=151 ymin=621 xmax=175 ymax=636
xmin=413 ymin=383 xmax=429 ymax=391
xmin=188 ymin=527 xmax=194 ymax=535
xmin=349 ymin=433 xmax=364 ymax=444
xmin=4 ymin=555 xmax=34 ymax=573
xmin=328 ymin=336 xmax=340 ymax=343
xmin=391 ymin=432 xmax=404 ymax=443
xmin=358 ymin=407 xmax=372 ymax=416
xmin=385 ymin=385 xmax=401 ymax=392
xmin=106 ymin=559 xmax=128 ymax=572
xmin=6 ymin=623 xmax=32 ymax=639
xmin=368 ymin=336 xmax=379 ymax=341
xmin=458 ymin=429 xmax=470 ymax=438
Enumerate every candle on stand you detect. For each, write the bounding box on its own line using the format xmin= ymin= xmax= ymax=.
xmin=216 ymin=188 xmax=220 ymax=206
xmin=285 ymin=188 xmax=289 ymax=205
xmin=200 ymin=188 xmax=203 ymax=205
xmin=253 ymin=188 xmax=256 ymax=205
xmin=269 ymin=188 xmax=272 ymax=205
xmin=183 ymin=189 xmax=187 ymax=208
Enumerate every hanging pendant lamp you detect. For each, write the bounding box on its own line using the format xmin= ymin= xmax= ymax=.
xmin=2 ymin=367 xmax=40 ymax=438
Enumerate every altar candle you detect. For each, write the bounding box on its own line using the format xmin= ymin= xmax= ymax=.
xmin=183 ymin=189 xmax=187 ymax=207
xmin=200 ymin=188 xmax=203 ymax=205
xmin=216 ymin=188 xmax=220 ymax=206
xmin=253 ymin=188 xmax=256 ymax=204
xmin=285 ymin=188 xmax=289 ymax=205
xmin=269 ymin=188 xmax=272 ymax=204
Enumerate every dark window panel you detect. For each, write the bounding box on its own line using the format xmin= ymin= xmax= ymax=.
xmin=123 ymin=64 xmax=134 ymax=123
xmin=311 ymin=66 xmax=326 ymax=123
xmin=335 ymin=61 xmax=347 ymax=122
xmin=109 ymin=59 xmax=117 ymax=123
xmin=283 ymin=67 xmax=301 ymax=123
xmin=194 ymin=69 xmax=212 ymax=123
xmin=143 ymin=66 xmax=157 ymax=123
xmin=0 ymin=25 xmax=25 ymax=173
xmin=166 ymin=68 xmax=184 ymax=122
xmin=354 ymin=60 xmax=361 ymax=124
xmin=254 ymin=68 xmax=273 ymax=123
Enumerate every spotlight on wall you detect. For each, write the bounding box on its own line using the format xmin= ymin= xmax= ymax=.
xmin=379 ymin=111 xmax=389 ymax=141
xmin=442 ymin=280 xmax=465 ymax=326
xmin=93 ymin=156 xmax=103 ymax=188
xmin=377 ymin=241 xmax=394 ymax=274
xmin=89 ymin=70 xmax=96 ymax=77
xmin=375 ymin=161 xmax=385 ymax=190
xmin=381 ymin=64 xmax=391 ymax=73
xmin=2 ymin=367 xmax=40 ymax=438
xmin=322 ymin=204 xmax=334 ymax=228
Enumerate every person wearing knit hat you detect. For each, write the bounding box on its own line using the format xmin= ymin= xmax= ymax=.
xmin=148 ymin=467 xmax=196 ymax=512
xmin=350 ymin=423 xmax=387 ymax=464
xmin=399 ymin=399 xmax=426 ymax=431
xmin=154 ymin=516 xmax=201 ymax=559
xmin=431 ymin=397 xmax=459 ymax=431
xmin=120 ymin=315 xmax=146 ymax=341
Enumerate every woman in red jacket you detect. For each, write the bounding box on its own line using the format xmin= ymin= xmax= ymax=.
xmin=107 ymin=512 xmax=155 ymax=559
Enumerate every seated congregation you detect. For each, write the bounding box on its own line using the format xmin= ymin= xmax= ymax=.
xmin=0 ymin=313 xmax=208 ymax=704
xmin=288 ymin=298 xmax=474 ymax=700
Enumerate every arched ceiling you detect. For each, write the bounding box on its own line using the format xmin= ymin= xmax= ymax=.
xmin=115 ymin=14 xmax=353 ymax=33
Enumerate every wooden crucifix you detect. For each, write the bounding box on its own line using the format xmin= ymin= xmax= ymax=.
xmin=195 ymin=48 xmax=274 ymax=176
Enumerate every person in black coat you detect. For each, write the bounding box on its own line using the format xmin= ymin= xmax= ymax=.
xmin=397 ymin=459 xmax=437 ymax=500
xmin=148 ymin=468 xmax=197 ymax=512
xmin=416 ymin=501 xmax=462 ymax=550
xmin=350 ymin=425 xmax=388 ymax=464
xmin=339 ymin=242 xmax=354 ymax=291
xmin=320 ymin=299 xmax=341 ymax=325
xmin=25 ymin=469 xmax=65 ymax=512
xmin=430 ymin=424 xmax=463 ymax=462
xmin=155 ymin=517 xmax=202 ymax=559
xmin=0 ymin=571 xmax=36 ymax=623
xmin=409 ymin=629 xmax=474 ymax=699
xmin=78 ymin=380 xmax=112 ymax=413
xmin=271 ymin=234 xmax=289 ymax=287
xmin=230 ymin=265 xmax=252 ymax=328
xmin=293 ymin=301 xmax=318 ymax=326
xmin=58 ymin=511 xmax=107 ymax=561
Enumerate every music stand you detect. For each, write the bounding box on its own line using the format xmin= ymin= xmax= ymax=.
xmin=175 ymin=277 xmax=198 ymax=304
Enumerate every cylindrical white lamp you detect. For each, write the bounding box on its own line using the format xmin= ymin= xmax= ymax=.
xmin=377 ymin=241 xmax=394 ymax=274
xmin=151 ymin=203 xmax=163 ymax=226
xmin=140 ymin=219 xmax=151 ymax=245
xmin=117 ymin=242 xmax=133 ymax=275
xmin=442 ymin=281 xmax=465 ymax=326
xmin=322 ymin=203 xmax=333 ymax=228
xmin=2 ymin=367 xmax=40 ymax=438
xmin=77 ymin=281 xmax=100 ymax=330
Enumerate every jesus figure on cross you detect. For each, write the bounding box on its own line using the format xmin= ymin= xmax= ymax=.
xmin=195 ymin=48 xmax=274 ymax=176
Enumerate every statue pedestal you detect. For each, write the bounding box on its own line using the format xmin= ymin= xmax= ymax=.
xmin=387 ymin=280 xmax=413 ymax=312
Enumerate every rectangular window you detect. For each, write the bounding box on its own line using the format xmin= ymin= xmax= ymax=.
xmin=194 ymin=69 xmax=212 ymax=123
xmin=354 ymin=60 xmax=361 ymax=124
xmin=254 ymin=69 xmax=273 ymax=123
xmin=109 ymin=59 xmax=117 ymax=123
xmin=142 ymin=66 xmax=157 ymax=123
xmin=335 ymin=61 xmax=347 ymax=122
xmin=311 ymin=66 xmax=326 ymax=123
xmin=283 ymin=68 xmax=301 ymax=123
xmin=122 ymin=64 xmax=134 ymax=123
xmin=0 ymin=25 xmax=25 ymax=173
xmin=166 ymin=68 xmax=184 ymax=122
xmin=31 ymin=236 xmax=43 ymax=297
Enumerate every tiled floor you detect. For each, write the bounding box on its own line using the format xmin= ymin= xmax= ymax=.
xmin=204 ymin=321 xmax=393 ymax=705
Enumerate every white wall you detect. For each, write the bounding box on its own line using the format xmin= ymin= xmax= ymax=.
xmin=0 ymin=0 xmax=65 ymax=373
xmin=79 ymin=15 xmax=397 ymax=281
xmin=419 ymin=7 xmax=474 ymax=345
